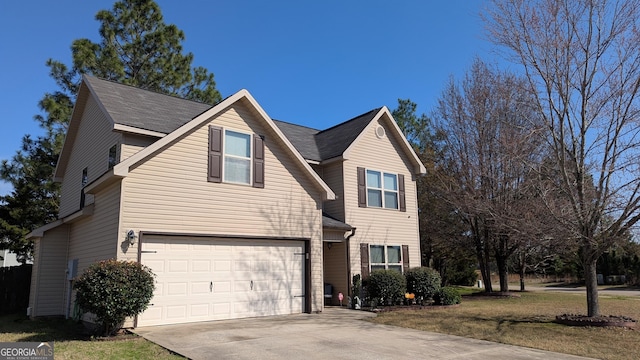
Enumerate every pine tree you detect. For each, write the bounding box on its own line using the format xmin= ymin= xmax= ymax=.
xmin=0 ymin=0 xmax=221 ymax=261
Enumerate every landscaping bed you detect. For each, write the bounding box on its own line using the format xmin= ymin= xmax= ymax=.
xmin=369 ymin=290 xmax=640 ymax=360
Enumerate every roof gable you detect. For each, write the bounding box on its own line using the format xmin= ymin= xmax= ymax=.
xmin=343 ymin=107 xmax=426 ymax=174
xmin=107 ymin=88 xmax=335 ymax=200
xmin=273 ymin=107 xmax=425 ymax=175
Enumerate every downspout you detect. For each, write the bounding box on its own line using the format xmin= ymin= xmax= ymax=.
xmin=64 ymin=225 xmax=72 ymax=319
xmin=345 ymin=228 xmax=356 ymax=300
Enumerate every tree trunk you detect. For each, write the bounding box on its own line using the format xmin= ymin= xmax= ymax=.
xmin=475 ymin=237 xmax=493 ymax=293
xmin=496 ymin=255 xmax=509 ymax=293
xmin=584 ymin=258 xmax=600 ymax=317
xmin=519 ymin=259 xmax=526 ymax=292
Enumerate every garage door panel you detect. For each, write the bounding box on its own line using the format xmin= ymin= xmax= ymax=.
xmin=191 ymin=281 xmax=211 ymax=294
xmin=190 ymin=303 xmax=210 ymax=317
xmin=138 ymin=236 xmax=305 ymax=327
xmin=192 ymin=260 xmax=211 ymax=272
xmin=214 ymin=260 xmax=231 ymax=271
xmin=213 ymin=282 xmax=231 ymax=293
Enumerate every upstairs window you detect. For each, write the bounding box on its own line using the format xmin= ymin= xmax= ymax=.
xmin=80 ymin=167 xmax=88 ymax=209
xmin=81 ymin=167 xmax=88 ymax=187
xmin=108 ymin=145 xmax=118 ymax=169
xmin=208 ymin=126 xmax=265 ymax=188
xmin=366 ymin=170 xmax=398 ymax=209
xmin=358 ymin=167 xmax=406 ymax=211
xmin=224 ymin=130 xmax=251 ymax=184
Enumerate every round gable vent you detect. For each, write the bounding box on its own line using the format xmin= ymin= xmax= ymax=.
xmin=375 ymin=125 xmax=386 ymax=139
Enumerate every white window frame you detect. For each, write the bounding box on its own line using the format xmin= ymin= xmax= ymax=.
xmin=369 ymin=244 xmax=403 ymax=273
xmin=223 ymin=128 xmax=253 ymax=185
xmin=365 ymin=169 xmax=399 ymax=210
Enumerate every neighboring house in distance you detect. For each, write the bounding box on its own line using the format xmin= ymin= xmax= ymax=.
xmin=27 ymin=75 xmax=426 ymax=327
xmin=0 ymin=249 xmax=28 ymax=267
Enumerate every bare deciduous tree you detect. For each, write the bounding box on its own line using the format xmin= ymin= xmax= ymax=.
xmin=435 ymin=58 xmax=544 ymax=293
xmin=485 ymin=0 xmax=640 ymax=316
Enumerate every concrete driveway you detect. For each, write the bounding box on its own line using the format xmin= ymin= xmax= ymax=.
xmin=133 ymin=308 xmax=592 ymax=360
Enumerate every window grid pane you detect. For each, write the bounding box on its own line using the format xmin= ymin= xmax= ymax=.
xmin=224 ymin=157 xmax=251 ymax=184
xmin=225 ymin=131 xmax=251 ymax=157
xmin=368 ymin=189 xmax=382 ymax=207
xmin=387 ymin=246 xmax=401 ymax=263
xmin=370 ymin=245 xmax=385 ymax=264
xmin=384 ymin=191 xmax=398 ymax=209
xmin=383 ymin=173 xmax=397 ymax=190
xmin=367 ymin=170 xmax=381 ymax=188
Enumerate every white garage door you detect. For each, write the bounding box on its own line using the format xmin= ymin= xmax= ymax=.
xmin=137 ymin=236 xmax=305 ymax=327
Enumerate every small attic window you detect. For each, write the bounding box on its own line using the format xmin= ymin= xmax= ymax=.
xmin=108 ymin=145 xmax=118 ymax=169
xmin=375 ymin=125 xmax=386 ymax=139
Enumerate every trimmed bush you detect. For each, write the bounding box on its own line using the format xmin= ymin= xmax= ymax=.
xmin=366 ymin=269 xmax=406 ymax=306
xmin=434 ymin=286 xmax=461 ymax=305
xmin=74 ymin=259 xmax=155 ymax=336
xmin=405 ymin=267 xmax=441 ymax=303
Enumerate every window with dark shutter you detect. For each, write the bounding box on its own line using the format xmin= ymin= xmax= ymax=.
xmin=360 ymin=243 xmax=370 ymax=279
xmin=208 ymin=126 xmax=223 ymax=183
xmin=253 ymin=135 xmax=265 ymax=188
xmin=357 ymin=167 xmax=366 ymax=207
xmin=399 ymin=174 xmax=406 ymax=212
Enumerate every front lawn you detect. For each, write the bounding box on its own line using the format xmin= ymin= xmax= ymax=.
xmin=369 ymin=290 xmax=640 ymax=360
xmin=0 ymin=314 xmax=183 ymax=360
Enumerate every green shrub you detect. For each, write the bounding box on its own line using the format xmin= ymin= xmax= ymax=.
xmin=366 ymin=269 xmax=406 ymax=306
xmin=405 ymin=267 xmax=441 ymax=303
xmin=434 ymin=286 xmax=461 ymax=305
xmin=447 ymin=265 xmax=478 ymax=286
xmin=74 ymin=259 xmax=155 ymax=336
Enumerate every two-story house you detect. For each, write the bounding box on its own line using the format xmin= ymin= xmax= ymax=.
xmin=27 ymin=75 xmax=425 ymax=327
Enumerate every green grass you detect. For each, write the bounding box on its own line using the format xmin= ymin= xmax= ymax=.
xmin=0 ymin=314 xmax=184 ymax=360
xmin=369 ymin=290 xmax=640 ymax=360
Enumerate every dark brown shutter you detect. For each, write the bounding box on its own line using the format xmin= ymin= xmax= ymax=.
xmin=402 ymin=245 xmax=410 ymax=272
xmin=398 ymin=174 xmax=406 ymax=212
xmin=208 ymin=126 xmax=222 ymax=183
xmin=357 ymin=167 xmax=366 ymax=208
xmin=253 ymin=135 xmax=265 ymax=188
xmin=360 ymin=243 xmax=370 ymax=279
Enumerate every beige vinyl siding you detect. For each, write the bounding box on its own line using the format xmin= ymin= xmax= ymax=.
xmin=67 ymin=182 xmax=121 ymax=275
xmin=121 ymin=134 xmax=158 ymax=159
xmin=323 ymin=231 xmax=348 ymax=305
xmin=344 ymin=117 xmax=421 ymax=276
xmin=321 ymin=162 xmax=345 ymax=221
xmin=59 ymin=95 xmax=122 ymax=218
xmin=29 ymin=225 xmax=69 ymax=317
xmin=119 ymin=102 xmax=325 ymax=311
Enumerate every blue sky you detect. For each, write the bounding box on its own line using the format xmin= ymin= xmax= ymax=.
xmin=0 ymin=0 xmax=499 ymax=196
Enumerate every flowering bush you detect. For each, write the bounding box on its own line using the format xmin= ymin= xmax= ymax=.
xmin=74 ymin=259 xmax=155 ymax=336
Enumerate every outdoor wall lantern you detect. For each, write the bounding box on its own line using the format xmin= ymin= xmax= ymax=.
xmin=127 ymin=230 xmax=137 ymax=245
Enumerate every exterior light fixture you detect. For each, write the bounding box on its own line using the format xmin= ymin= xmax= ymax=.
xmin=127 ymin=230 xmax=136 ymax=245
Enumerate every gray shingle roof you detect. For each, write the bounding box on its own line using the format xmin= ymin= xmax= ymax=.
xmin=85 ymin=75 xmax=381 ymax=161
xmin=322 ymin=213 xmax=353 ymax=231
xmin=272 ymin=120 xmax=322 ymax=160
xmin=84 ymin=75 xmax=212 ymax=134
xmin=273 ymin=108 xmax=381 ymax=162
